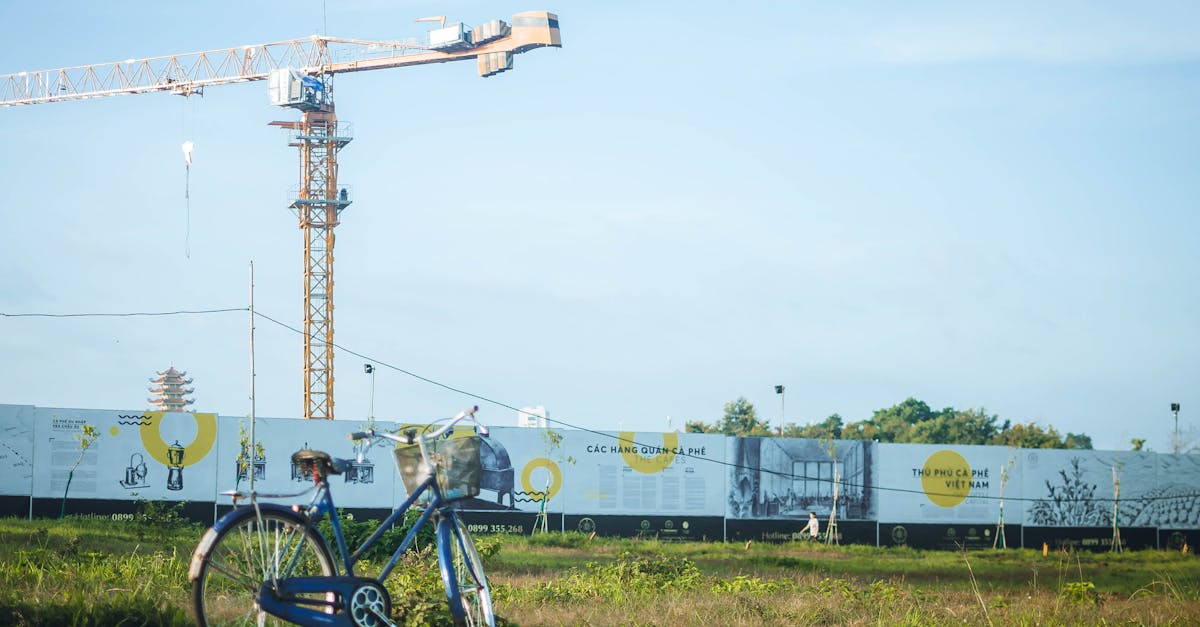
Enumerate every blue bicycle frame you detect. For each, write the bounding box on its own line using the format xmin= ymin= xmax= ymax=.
xmin=193 ymin=406 xmax=493 ymax=627
xmin=238 ymin=434 xmax=487 ymax=624
xmin=246 ymin=449 xmax=470 ymax=625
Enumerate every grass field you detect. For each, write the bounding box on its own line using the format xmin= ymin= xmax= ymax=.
xmin=2 ymin=513 xmax=1199 ymax=625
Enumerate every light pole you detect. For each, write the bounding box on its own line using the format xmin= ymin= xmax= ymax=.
xmin=775 ymin=385 xmax=785 ymax=436
xmin=1172 ymin=402 xmax=1181 ymax=454
xmin=364 ymin=364 xmax=376 ymax=420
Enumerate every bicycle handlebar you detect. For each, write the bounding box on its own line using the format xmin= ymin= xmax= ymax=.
xmin=346 ymin=406 xmax=486 ymax=447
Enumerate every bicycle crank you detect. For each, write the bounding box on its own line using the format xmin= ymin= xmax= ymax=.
xmin=348 ymin=580 xmax=393 ymax=627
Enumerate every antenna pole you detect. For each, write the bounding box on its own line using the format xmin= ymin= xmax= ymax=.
xmin=249 ymin=261 xmax=256 ymax=494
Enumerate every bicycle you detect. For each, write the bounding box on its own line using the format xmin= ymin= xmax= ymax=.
xmin=188 ymin=406 xmax=495 ymax=627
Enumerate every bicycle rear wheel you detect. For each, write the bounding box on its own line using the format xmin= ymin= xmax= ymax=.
xmin=190 ymin=507 xmax=336 ymax=626
xmin=436 ymin=513 xmax=494 ymax=627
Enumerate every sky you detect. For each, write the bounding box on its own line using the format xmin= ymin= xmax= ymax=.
xmin=0 ymin=2 xmax=1197 ymax=453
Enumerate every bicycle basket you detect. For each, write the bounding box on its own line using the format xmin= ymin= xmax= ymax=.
xmin=394 ymin=435 xmax=482 ymax=502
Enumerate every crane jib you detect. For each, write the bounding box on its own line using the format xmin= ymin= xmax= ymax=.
xmin=0 ymin=11 xmax=560 ymax=107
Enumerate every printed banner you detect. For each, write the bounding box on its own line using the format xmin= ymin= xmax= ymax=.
xmin=0 ymin=405 xmax=35 ymax=497
xmin=213 ymin=416 xmax=398 ymax=510
xmin=461 ymin=428 xmax=727 ymax=517
xmin=576 ymin=430 xmax=725 ymax=516
xmin=32 ymin=407 xmax=219 ymax=503
xmin=1150 ymin=455 xmax=1200 ymax=529
xmin=726 ymin=437 xmax=877 ymax=521
xmin=876 ymin=444 xmax=1021 ymax=525
xmin=452 ymin=425 xmax=555 ymax=513
xmin=1020 ymin=449 xmax=1155 ymax=528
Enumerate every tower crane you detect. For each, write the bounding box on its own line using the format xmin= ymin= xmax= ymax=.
xmin=0 ymin=11 xmax=561 ymax=420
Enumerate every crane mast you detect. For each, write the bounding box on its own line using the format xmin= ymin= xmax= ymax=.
xmin=270 ymin=96 xmax=349 ymax=421
xmin=1 ymin=12 xmax=561 ymax=419
xmin=297 ymin=107 xmax=345 ymax=421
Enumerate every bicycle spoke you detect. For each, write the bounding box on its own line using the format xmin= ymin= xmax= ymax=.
xmin=204 ymin=556 xmax=260 ymax=593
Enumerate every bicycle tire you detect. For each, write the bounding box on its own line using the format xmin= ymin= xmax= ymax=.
xmin=437 ymin=514 xmax=495 ymax=627
xmin=190 ymin=507 xmax=336 ymax=626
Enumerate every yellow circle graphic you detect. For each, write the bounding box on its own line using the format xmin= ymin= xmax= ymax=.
xmin=921 ymin=450 xmax=971 ymax=507
xmin=521 ymin=457 xmax=563 ymax=502
xmin=139 ymin=412 xmax=217 ymax=467
xmin=108 ymin=426 xmax=119 ymax=437
xmin=618 ymin=432 xmax=678 ymax=474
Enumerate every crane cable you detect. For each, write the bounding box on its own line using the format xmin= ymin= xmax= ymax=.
xmin=183 ymin=142 xmax=192 ymax=258
xmin=181 ymin=94 xmax=197 ymax=259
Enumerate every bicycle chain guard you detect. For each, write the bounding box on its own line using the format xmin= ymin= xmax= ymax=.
xmin=258 ymin=576 xmax=395 ymax=627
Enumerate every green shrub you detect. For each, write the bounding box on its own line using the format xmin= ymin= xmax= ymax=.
xmin=133 ymin=498 xmax=195 ymax=543
xmin=525 ymin=531 xmax=593 ymax=549
xmin=711 ymin=574 xmax=795 ymax=595
xmin=383 ymin=544 xmax=457 ymax=626
xmin=1060 ymin=580 xmax=1098 ymax=605
xmin=814 ymin=577 xmax=856 ymax=600
xmin=535 ymin=551 xmax=702 ymax=602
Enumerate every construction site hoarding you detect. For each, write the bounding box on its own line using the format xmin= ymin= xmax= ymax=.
xmin=5 ymin=404 xmax=1200 ymax=549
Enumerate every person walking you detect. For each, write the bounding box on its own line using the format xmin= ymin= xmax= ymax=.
xmin=803 ymin=511 xmax=820 ymax=540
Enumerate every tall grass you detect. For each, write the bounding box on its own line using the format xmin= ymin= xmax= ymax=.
xmin=493 ymin=534 xmax=1200 ymax=625
xmin=1 ymin=516 xmax=1199 ymax=625
xmin=0 ymin=516 xmax=198 ymax=626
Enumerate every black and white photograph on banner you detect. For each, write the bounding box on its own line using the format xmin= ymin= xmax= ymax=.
xmin=726 ymin=437 xmax=876 ymax=521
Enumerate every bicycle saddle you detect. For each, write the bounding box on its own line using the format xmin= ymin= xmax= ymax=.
xmin=291 ymin=449 xmax=352 ymax=477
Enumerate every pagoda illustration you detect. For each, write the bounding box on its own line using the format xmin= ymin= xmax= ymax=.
xmin=148 ymin=365 xmax=195 ymax=412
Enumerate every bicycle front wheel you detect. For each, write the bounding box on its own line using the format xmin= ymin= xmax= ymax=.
xmin=436 ymin=514 xmax=495 ymax=627
xmin=190 ymin=507 xmax=336 ymax=626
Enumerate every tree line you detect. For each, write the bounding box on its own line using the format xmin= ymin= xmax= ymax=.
xmin=685 ymin=396 xmax=1093 ymax=449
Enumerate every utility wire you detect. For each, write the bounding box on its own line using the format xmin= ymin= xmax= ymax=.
xmin=6 ymin=306 xmax=1195 ymax=506
xmin=1 ymin=308 xmax=246 ymax=318
xmin=252 ymin=310 xmax=495 ymax=406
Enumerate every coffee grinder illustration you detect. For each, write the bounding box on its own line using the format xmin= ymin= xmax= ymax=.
xmin=345 ymin=453 xmax=375 ymax=484
xmin=166 ymin=440 xmax=185 ymax=491
xmin=120 ymin=453 xmax=149 ymax=489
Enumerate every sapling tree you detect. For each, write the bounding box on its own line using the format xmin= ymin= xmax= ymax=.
xmin=61 ymin=423 xmax=99 ymax=518
xmin=994 ymin=454 xmax=1016 ymax=548
xmin=533 ymin=426 xmax=576 ymax=534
